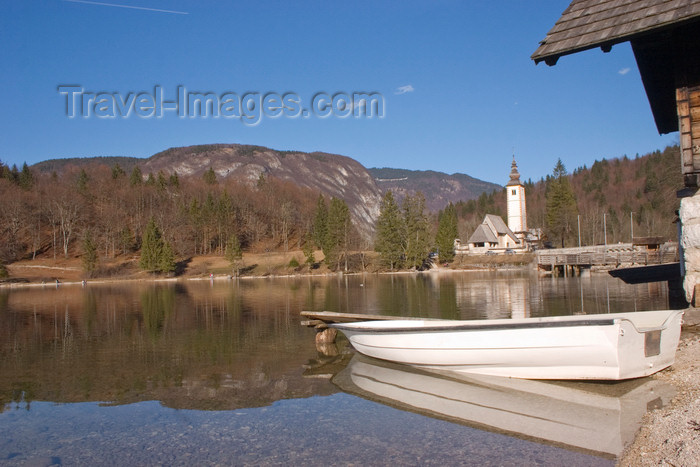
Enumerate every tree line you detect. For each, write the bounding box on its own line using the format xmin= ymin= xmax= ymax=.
xmin=374 ymin=191 xmax=458 ymax=269
xmin=536 ymin=147 xmax=681 ymax=247
xmin=0 ymin=156 xmax=458 ymax=274
xmin=451 ymin=145 xmax=681 ymax=248
xmin=0 ymin=144 xmax=682 ymax=276
xmin=0 ymin=161 xmax=325 ymax=274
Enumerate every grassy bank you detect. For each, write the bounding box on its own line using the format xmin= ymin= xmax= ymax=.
xmin=1 ymin=250 xmax=537 ymax=286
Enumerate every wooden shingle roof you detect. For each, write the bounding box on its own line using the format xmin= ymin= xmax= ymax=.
xmin=484 ymin=214 xmax=516 ymax=238
xmin=532 ymin=0 xmax=700 ymax=65
xmin=467 ymin=224 xmax=498 ymax=245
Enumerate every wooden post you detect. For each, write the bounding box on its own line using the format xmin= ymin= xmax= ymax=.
xmin=678 ymin=85 xmax=700 ymax=187
xmin=670 ymin=278 xmax=689 ymax=309
xmin=315 ymin=327 xmax=337 ymax=344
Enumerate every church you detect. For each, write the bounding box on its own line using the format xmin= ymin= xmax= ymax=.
xmin=458 ymin=158 xmax=531 ymax=254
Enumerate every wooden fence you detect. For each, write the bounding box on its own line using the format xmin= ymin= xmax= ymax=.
xmin=536 ymin=243 xmax=678 ymax=268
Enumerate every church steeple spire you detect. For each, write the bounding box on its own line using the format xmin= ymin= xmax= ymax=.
xmin=506 ymin=156 xmax=527 ymax=240
xmin=507 ymin=156 xmax=522 ymax=186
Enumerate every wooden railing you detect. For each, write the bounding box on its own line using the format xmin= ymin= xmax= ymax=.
xmin=536 ymin=243 xmax=678 ymax=267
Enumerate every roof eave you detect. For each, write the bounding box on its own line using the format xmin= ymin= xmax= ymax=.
xmin=531 ymin=40 xmax=620 ymax=66
xmin=532 ymin=16 xmax=700 ymax=66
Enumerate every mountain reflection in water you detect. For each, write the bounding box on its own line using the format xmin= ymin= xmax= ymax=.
xmin=0 ymin=272 xmax=672 ymax=465
xmin=0 ymin=280 xmax=333 ymax=411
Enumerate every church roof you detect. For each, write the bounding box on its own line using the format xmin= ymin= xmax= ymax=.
xmin=466 ymin=214 xmax=520 ymax=246
xmin=532 ymin=0 xmax=700 ymax=65
xmin=467 ymin=224 xmax=498 ymax=244
xmin=484 ymin=214 xmax=517 ymax=238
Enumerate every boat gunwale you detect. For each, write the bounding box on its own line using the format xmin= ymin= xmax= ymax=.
xmin=331 ymin=318 xmax=619 ymax=334
xmin=618 ymin=310 xmax=684 ymax=333
xmin=330 ymin=310 xmax=684 ymax=335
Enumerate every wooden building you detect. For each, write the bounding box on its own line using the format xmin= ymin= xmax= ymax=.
xmin=632 ymin=236 xmax=666 ymax=251
xmin=532 ymin=0 xmax=700 ymax=304
xmin=532 ymin=0 xmax=700 ymax=187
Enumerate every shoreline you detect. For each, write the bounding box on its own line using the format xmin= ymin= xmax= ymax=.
xmin=618 ymin=309 xmax=700 ymax=465
xmin=0 ymin=250 xmax=536 ymax=289
xmin=0 ymin=261 xmax=537 ymax=290
xmin=0 ymin=269 xmax=522 ymax=290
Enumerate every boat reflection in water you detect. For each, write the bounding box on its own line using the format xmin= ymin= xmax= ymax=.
xmin=332 ymin=354 xmax=676 ymax=458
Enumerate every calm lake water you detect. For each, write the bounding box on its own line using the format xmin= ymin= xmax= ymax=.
xmin=0 ymin=270 xmax=675 ymax=466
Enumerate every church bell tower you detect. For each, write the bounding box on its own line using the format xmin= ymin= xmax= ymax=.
xmin=506 ymin=157 xmax=527 ymax=244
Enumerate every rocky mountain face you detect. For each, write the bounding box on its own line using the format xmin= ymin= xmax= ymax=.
xmin=32 ymin=144 xmax=502 ymax=237
xmin=141 ymin=144 xmax=383 ymax=240
xmin=368 ymin=168 xmax=502 ymax=212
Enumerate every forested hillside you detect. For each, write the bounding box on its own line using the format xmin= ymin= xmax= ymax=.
xmin=32 ymin=156 xmax=141 ymax=174
xmin=0 ymin=162 xmax=336 ymax=268
xmin=453 ymin=145 xmax=682 ymax=247
xmin=0 ymin=144 xmax=683 ymax=275
xmin=29 ymin=144 xmax=383 ymax=239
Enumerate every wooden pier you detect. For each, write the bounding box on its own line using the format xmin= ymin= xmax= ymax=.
xmin=537 ymin=243 xmax=678 ymax=276
xmin=301 ymin=311 xmax=434 ymax=345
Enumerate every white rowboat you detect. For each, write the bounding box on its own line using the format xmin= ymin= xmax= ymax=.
xmin=331 ymin=309 xmax=684 ymax=380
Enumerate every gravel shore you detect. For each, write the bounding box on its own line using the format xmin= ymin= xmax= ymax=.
xmin=618 ymin=309 xmax=700 ymax=466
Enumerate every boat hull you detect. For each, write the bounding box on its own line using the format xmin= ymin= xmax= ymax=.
xmin=331 ymin=310 xmax=683 ymax=380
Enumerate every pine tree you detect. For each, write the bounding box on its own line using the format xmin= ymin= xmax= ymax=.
xmin=9 ymin=164 xmax=19 ymax=183
xmin=225 ymin=234 xmax=243 ymax=275
xmin=130 ymin=166 xmax=143 ymax=186
xmin=0 ymin=166 xmax=11 ymax=182
xmin=18 ymin=162 xmax=34 ymax=190
xmin=81 ymin=229 xmax=98 ymax=276
xmin=326 ymin=197 xmax=350 ymax=270
xmin=302 ymin=231 xmax=316 ymax=265
xmin=546 ymin=159 xmax=578 ymax=247
xmin=77 ymin=168 xmax=89 ymax=192
xmin=435 ymin=202 xmax=459 ymax=262
xmin=156 ymin=171 xmax=168 ymax=191
xmin=313 ymin=194 xmax=329 ymax=251
xmin=216 ymin=192 xmax=233 ymax=254
xmin=140 ymin=217 xmax=163 ymax=271
xmin=375 ymin=191 xmax=405 ymax=270
xmin=111 ymin=163 xmax=126 ymax=179
xmin=203 ymin=167 xmax=217 ymax=185
xmin=158 ymin=240 xmax=176 ymax=274
xmin=403 ymin=192 xmax=431 ymax=269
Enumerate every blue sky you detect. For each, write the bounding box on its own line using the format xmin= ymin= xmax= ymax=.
xmin=0 ymin=1 xmax=678 ymax=184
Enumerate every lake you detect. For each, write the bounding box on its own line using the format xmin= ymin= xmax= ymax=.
xmin=0 ymin=270 xmax=675 ymax=466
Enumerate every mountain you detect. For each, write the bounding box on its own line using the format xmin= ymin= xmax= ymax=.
xmin=142 ymin=144 xmax=382 ymax=239
xmin=30 ymin=145 xmax=502 ymax=237
xmin=32 ymin=156 xmax=141 ymax=174
xmin=368 ymin=168 xmax=502 ymax=211
xmin=32 ymin=144 xmax=382 ymax=239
